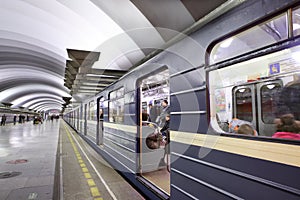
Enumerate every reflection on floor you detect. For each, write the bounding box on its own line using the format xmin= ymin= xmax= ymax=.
xmin=142 ymin=167 xmax=170 ymax=195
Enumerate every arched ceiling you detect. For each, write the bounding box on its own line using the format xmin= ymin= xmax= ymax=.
xmin=0 ymin=0 xmax=228 ymax=113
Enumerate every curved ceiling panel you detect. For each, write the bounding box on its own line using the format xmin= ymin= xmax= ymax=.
xmin=24 ymin=98 xmax=65 ymax=109
xmin=0 ymin=0 xmax=229 ymax=112
xmin=30 ymin=102 xmax=63 ymax=110
xmin=0 ymin=68 xmax=64 ymax=85
xmin=35 ymin=104 xmax=62 ymax=112
xmin=20 ymin=95 xmax=66 ymax=108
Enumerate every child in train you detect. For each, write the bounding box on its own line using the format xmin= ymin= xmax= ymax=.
xmin=229 ymin=118 xmax=258 ymax=136
xmin=237 ymin=124 xmax=256 ymax=136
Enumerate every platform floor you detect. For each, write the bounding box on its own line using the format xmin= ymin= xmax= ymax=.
xmin=0 ymin=119 xmax=144 ymax=200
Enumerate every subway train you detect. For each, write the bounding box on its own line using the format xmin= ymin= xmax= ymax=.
xmin=64 ymin=0 xmax=300 ymax=199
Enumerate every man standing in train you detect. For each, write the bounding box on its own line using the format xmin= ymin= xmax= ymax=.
xmin=157 ymin=100 xmax=170 ymax=127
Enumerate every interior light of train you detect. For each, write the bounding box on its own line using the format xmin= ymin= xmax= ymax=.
xmin=266 ymin=84 xmax=276 ymax=89
xmin=238 ymin=88 xmax=246 ymax=93
xmin=220 ymin=37 xmax=233 ymax=48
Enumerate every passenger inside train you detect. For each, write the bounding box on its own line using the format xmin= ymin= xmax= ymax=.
xmin=156 ymin=100 xmax=170 ymax=127
xmin=237 ymin=124 xmax=257 ymax=136
xmin=160 ymin=114 xmax=170 ymax=138
xmin=272 ymin=114 xmax=300 ymax=140
xmin=229 ymin=118 xmax=257 ymax=136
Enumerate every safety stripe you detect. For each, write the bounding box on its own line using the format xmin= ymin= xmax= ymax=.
xmin=64 ymin=125 xmax=103 ymax=199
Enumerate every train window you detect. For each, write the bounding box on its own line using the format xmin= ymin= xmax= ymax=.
xmin=124 ymin=92 xmax=135 ymax=104
xmin=234 ymin=87 xmax=253 ymax=122
xmin=88 ymin=100 xmax=95 ymax=121
xmin=210 ymin=13 xmax=288 ymax=64
xmin=260 ymin=83 xmax=281 ymax=124
xmin=209 ymin=44 xmax=300 ymax=137
xmin=293 ymin=7 xmax=300 ymax=36
xmin=109 ymin=87 xmax=124 ymax=123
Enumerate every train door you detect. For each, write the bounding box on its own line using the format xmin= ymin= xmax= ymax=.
xmin=233 ymin=84 xmax=256 ymax=128
xmin=97 ymin=97 xmax=104 ymax=145
xmin=233 ymin=80 xmax=282 ymax=136
xmin=84 ymin=104 xmax=87 ymax=135
xmin=76 ymin=107 xmax=80 ymax=131
xmin=256 ymin=81 xmax=282 ymax=136
xmin=79 ymin=104 xmax=83 ymax=134
xmin=137 ymin=68 xmax=170 ymax=195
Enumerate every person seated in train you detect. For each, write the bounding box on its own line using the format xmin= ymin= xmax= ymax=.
xmin=160 ymin=114 xmax=170 ymax=142
xmin=228 ymin=118 xmax=258 ymax=135
xmin=229 ymin=118 xmax=252 ymax=133
xmin=146 ymin=132 xmax=161 ymax=149
xmin=275 ymin=81 xmax=300 ymax=120
xmin=272 ymin=114 xmax=300 ymax=140
xmin=237 ymin=124 xmax=256 ymax=136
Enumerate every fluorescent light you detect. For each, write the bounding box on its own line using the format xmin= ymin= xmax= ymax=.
xmin=77 ymin=90 xmax=97 ymax=93
xmin=266 ymin=84 xmax=275 ymax=89
xmin=79 ymin=86 xmax=102 ymax=90
xmin=86 ymin=74 xmax=116 ymax=78
xmin=82 ymin=82 xmax=101 ymax=86
xmin=238 ymin=88 xmax=246 ymax=93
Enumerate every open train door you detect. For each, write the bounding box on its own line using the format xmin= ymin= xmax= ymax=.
xmin=137 ymin=68 xmax=170 ymax=196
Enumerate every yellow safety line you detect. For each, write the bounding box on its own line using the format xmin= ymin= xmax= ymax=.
xmin=90 ymin=187 xmax=101 ymax=197
xmin=87 ymin=179 xmax=96 ymax=187
xmin=64 ymin=124 xmax=103 ymax=199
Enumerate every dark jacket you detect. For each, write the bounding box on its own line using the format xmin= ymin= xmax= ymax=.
xmin=160 ymin=119 xmax=170 ymax=133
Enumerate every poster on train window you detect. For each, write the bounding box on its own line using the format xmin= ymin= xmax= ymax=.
xmin=269 ymin=57 xmax=300 ymax=76
xmin=215 ymin=89 xmax=226 ymax=112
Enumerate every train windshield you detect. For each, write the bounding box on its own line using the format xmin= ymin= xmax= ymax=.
xmin=209 ymin=44 xmax=300 ymax=137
